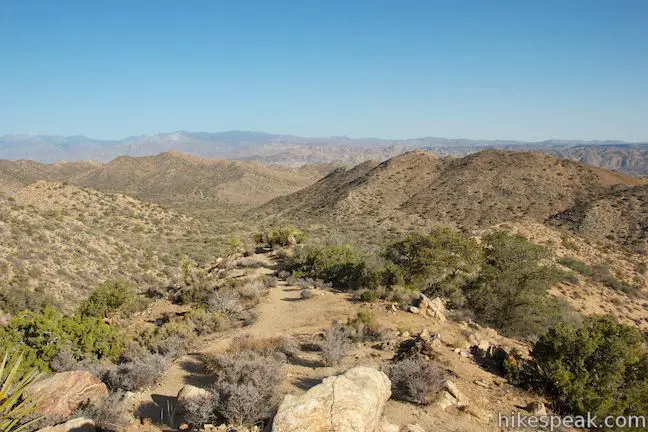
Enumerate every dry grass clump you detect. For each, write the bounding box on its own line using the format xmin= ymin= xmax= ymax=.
xmin=187 ymin=337 xmax=289 ymax=427
xmin=75 ymin=390 xmax=131 ymax=431
xmin=320 ymin=321 xmax=352 ymax=366
xmin=382 ymin=356 xmax=447 ymax=404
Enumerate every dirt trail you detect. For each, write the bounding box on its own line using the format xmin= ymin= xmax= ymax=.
xmin=137 ymin=252 xmax=356 ymax=418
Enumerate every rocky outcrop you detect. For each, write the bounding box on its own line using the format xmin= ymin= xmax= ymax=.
xmin=28 ymin=371 xmax=108 ymax=417
xmin=272 ymin=366 xmax=391 ymax=432
xmin=407 ymin=295 xmax=447 ymax=321
xmin=36 ymin=417 xmax=95 ymax=432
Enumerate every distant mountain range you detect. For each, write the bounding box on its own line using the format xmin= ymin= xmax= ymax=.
xmin=2 ymin=130 xmax=648 ymax=176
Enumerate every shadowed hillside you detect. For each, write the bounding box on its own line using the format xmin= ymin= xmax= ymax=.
xmin=256 ymin=150 xmax=646 ymax=234
xmin=548 ymin=184 xmax=648 ymax=254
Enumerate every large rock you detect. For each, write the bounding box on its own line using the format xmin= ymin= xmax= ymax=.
xmin=28 ymin=371 xmax=108 ymax=417
xmin=37 ymin=417 xmax=95 ymax=432
xmin=272 ymin=366 xmax=391 ymax=432
xmin=176 ymin=384 xmax=211 ymax=413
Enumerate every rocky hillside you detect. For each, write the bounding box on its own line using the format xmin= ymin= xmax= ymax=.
xmin=256 ymin=150 xmax=646 ymax=234
xmin=0 ymin=181 xmax=224 ymax=312
xmin=0 ymin=152 xmax=331 ymax=216
xmin=548 ymin=184 xmax=648 ymax=254
xmin=551 ymin=145 xmax=648 ymax=177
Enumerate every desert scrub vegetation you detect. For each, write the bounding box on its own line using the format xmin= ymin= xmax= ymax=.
xmin=0 ymin=307 xmax=125 ymax=373
xmin=382 ymin=356 xmax=447 ymax=404
xmin=285 ymin=243 xmax=376 ymax=290
xmin=320 ymin=321 xmax=352 ymax=366
xmin=0 ymin=284 xmax=59 ymax=315
xmin=0 ymin=349 xmax=42 ymax=432
xmin=463 ymin=231 xmax=578 ymax=339
xmin=382 ymin=228 xmax=482 ymax=302
xmin=75 ymin=390 xmax=130 ymax=431
xmin=253 ymin=225 xmax=304 ymax=248
xmin=507 ymin=316 xmax=648 ymax=424
xmin=186 ymin=337 xmax=288 ymax=427
xmin=77 ymin=279 xmax=141 ymax=318
xmin=284 ymin=228 xmax=483 ymax=306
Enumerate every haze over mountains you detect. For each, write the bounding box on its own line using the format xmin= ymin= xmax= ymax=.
xmin=2 ymin=130 xmax=648 ymax=177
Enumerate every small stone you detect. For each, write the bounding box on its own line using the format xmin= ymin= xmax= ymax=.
xmin=408 ymin=306 xmax=420 ymax=314
xmin=473 ymin=379 xmax=490 ymax=389
xmin=400 ymin=331 xmax=410 ymax=338
xmin=436 ymin=391 xmax=458 ymax=410
xmin=444 ymin=380 xmax=468 ymax=405
xmin=525 ymin=401 xmax=547 ymax=416
xmin=419 ymin=328 xmax=431 ymax=341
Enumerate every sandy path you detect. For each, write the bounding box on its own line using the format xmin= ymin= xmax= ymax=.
xmin=136 ymin=252 xmax=356 ymax=421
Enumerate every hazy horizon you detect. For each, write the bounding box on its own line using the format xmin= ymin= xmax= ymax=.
xmin=1 ymin=129 xmax=648 ymax=145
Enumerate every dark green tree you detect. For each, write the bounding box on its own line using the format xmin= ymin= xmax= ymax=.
xmin=532 ymin=316 xmax=648 ymax=422
xmin=464 ymin=231 xmax=568 ymax=338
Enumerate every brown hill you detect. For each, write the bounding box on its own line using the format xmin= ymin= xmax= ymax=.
xmin=0 ymin=152 xmax=331 ymax=216
xmin=548 ymin=185 xmax=648 ymax=253
xmin=256 ymin=150 xmax=646 ymax=233
xmin=0 ymin=181 xmax=225 ymax=312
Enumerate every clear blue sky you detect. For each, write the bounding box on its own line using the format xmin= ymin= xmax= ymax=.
xmin=1 ymin=0 xmax=647 ymax=141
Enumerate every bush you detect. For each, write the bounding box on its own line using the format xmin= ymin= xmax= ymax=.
xmin=286 ymin=244 xmax=369 ymax=290
xmin=557 ymin=257 xmax=593 ymax=276
xmin=255 ymin=226 xmax=304 ymax=248
xmin=104 ymin=348 xmax=171 ymax=391
xmin=207 ymin=289 xmax=244 ymax=316
xmin=590 ymin=265 xmax=639 ymax=296
xmin=321 ymin=321 xmax=352 ymax=366
xmin=462 ymin=231 xmax=575 ymax=339
xmin=184 ymin=308 xmax=229 ymax=336
xmin=0 ymin=307 xmax=125 ymax=372
xmin=198 ymin=350 xmax=285 ymax=426
xmin=224 ymin=335 xmax=299 ymax=361
xmin=382 ymin=356 xmax=447 ymax=404
xmin=237 ymin=279 xmax=268 ymax=303
xmin=0 ymin=285 xmax=58 ymax=315
xmin=382 ymin=228 xmax=482 ymax=293
xmin=78 ymin=280 xmax=138 ymax=318
xmin=345 ymin=310 xmax=382 ymax=342
xmin=531 ymin=316 xmax=648 ymax=419
xmin=75 ymin=390 xmax=130 ymax=430
xmin=300 ymin=288 xmax=315 ymax=299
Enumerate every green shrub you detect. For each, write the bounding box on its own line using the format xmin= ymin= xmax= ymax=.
xmin=557 ymin=257 xmax=592 ymax=276
xmin=637 ymin=262 xmax=647 ymax=275
xmin=463 ymin=231 xmax=575 ymax=339
xmin=256 ymin=226 xmax=304 ymax=247
xmin=0 ymin=307 xmax=125 ymax=372
xmin=0 ymin=285 xmax=59 ymax=315
xmin=531 ymin=316 xmax=648 ymax=420
xmin=286 ymin=244 xmax=369 ymax=290
xmin=78 ymin=280 xmax=138 ymax=318
xmin=382 ymin=228 xmax=481 ymax=302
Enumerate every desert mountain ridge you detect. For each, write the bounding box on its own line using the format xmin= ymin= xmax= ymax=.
xmin=256 ymin=149 xmax=648 ymax=250
xmin=2 ymin=130 xmax=648 ymax=176
xmin=0 ymin=151 xmax=334 ymax=217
